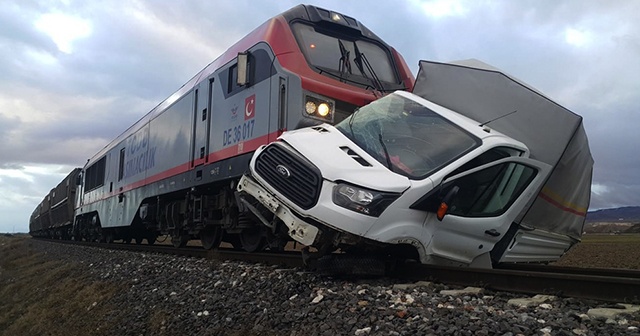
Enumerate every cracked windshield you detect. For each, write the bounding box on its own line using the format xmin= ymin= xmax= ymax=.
xmin=335 ymin=94 xmax=480 ymax=179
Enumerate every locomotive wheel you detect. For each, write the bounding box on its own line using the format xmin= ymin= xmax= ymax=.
xmin=104 ymin=231 xmax=114 ymax=244
xmin=147 ymin=233 xmax=157 ymax=245
xmin=239 ymin=227 xmax=266 ymax=252
xmin=135 ymin=236 xmax=144 ymax=245
xmin=171 ymin=231 xmax=189 ymax=248
xmin=121 ymin=235 xmax=132 ymax=244
xmin=200 ymin=227 xmax=223 ymax=250
xmin=222 ymin=233 xmax=243 ymax=250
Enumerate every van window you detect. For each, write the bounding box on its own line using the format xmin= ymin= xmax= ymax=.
xmin=446 ymin=161 xmax=537 ymax=217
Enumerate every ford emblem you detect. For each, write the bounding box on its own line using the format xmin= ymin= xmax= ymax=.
xmin=275 ymin=164 xmax=291 ymax=178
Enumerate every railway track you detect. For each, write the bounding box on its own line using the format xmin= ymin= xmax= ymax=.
xmin=37 ymin=238 xmax=640 ymax=304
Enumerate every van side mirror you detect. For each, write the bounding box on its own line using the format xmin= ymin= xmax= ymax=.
xmin=437 ymin=186 xmax=459 ymax=221
xmin=236 ymin=52 xmax=249 ymax=86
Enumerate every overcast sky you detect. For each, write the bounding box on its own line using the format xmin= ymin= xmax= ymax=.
xmin=1 ymin=0 xmax=639 ymax=233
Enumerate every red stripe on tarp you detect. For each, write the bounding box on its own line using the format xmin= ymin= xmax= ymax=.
xmin=538 ymin=192 xmax=587 ymax=217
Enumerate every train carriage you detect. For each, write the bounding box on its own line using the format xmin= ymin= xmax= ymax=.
xmin=29 ymin=168 xmax=81 ymax=238
xmin=69 ymin=4 xmax=415 ymax=249
xmin=29 ymin=203 xmax=43 ymax=237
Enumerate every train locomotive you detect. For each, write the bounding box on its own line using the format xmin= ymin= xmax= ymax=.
xmin=29 ymin=4 xmax=415 ymax=251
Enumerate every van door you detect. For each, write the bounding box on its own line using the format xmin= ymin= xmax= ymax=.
xmin=424 ymin=157 xmax=550 ymax=267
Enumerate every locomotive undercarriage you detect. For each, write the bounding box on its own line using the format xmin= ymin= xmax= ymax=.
xmin=72 ymin=179 xmax=292 ymax=252
xmin=147 ymin=180 xmax=290 ymax=250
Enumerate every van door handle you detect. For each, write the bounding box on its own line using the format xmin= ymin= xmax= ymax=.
xmin=485 ymin=229 xmax=501 ymax=237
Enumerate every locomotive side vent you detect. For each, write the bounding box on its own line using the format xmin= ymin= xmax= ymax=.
xmin=254 ymin=143 xmax=322 ymax=210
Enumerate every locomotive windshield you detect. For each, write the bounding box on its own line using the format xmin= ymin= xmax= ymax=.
xmin=335 ymin=93 xmax=480 ymax=179
xmin=292 ymin=23 xmax=401 ymax=91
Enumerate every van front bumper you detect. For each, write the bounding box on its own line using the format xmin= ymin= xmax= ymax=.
xmin=237 ymin=174 xmax=320 ymax=246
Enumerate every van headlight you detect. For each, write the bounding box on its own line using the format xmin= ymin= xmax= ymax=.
xmin=304 ymin=91 xmax=334 ymax=121
xmin=332 ymin=183 xmax=399 ymax=217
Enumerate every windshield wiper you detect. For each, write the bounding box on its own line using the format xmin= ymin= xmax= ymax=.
xmin=354 ymin=43 xmax=384 ymax=95
xmin=378 ymin=133 xmax=392 ymax=170
xmin=338 ymin=40 xmax=352 ymax=83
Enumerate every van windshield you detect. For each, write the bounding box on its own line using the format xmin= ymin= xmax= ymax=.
xmin=335 ymin=93 xmax=480 ymax=179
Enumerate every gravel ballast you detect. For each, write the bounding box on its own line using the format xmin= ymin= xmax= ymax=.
xmin=32 ymin=240 xmax=640 ymax=335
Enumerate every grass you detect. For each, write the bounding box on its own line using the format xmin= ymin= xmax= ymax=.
xmin=0 ymin=236 xmax=124 ymax=336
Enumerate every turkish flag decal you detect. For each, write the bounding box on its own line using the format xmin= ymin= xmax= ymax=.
xmin=245 ymin=94 xmax=256 ymax=120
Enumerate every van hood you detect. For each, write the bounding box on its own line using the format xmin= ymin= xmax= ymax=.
xmin=278 ymin=125 xmax=410 ymax=193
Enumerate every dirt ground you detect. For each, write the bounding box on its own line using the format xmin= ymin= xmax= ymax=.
xmin=553 ymin=234 xmax=640 ymax=269
xmin=0 ymin=234 xmax=638 ymax=335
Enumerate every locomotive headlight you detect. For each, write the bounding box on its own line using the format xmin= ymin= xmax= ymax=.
xmin=305 ymin=101 xmax=317 ymax=115
xmin=304 ymin=92 xmax=334 ymax=121
xmin=332 ymin=183 xmax=400 ymax=217
xmin=317 ymin=103 xmax=330 ymax=117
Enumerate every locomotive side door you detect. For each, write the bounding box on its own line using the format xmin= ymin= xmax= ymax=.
xmin=423 ymin=157 xmax=550 ymax=267
xmin=191 ymin=81 xmax=212 ymax=168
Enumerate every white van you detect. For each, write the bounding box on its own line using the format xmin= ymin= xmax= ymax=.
xmin=237 ymin=60 xmax=593 ymax=268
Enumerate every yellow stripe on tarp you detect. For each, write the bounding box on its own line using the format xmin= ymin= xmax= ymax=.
xmin=539 ymin=186 xmax=588 ymax=216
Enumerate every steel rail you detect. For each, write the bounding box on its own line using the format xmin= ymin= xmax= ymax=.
xmin=396 ymin=262 xmax=640 ymax=304
xmin=36 ymin=238 xmax=640 ymax=303
xmin=37 ymin=238 xmax=304 ymax=268
xmin=497 ymin=262 xmax=640 ymax=279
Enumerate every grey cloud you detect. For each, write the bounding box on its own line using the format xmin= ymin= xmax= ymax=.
xmin=0 ymin=163 xmax=25 ymax=170
xmin=1 ymin=0 xmax=640 ymax=234
xmin=0 ymin=3 xmax=58 ymax=53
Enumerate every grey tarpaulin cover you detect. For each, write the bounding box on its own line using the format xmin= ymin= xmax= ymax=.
xmin=413 ymin=59 xmax=593 ymax=239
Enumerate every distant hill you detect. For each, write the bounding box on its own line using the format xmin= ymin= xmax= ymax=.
xmin=583 ymin=206 xmax=640 ymax=234
xmin=586 ymin=206 xmax=640 ymax=223
xmin=583 ymin=222 xmax=637 ymax=234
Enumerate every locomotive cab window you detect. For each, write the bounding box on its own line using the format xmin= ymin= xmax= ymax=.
xmin=291 ymin=23 xmax=401 ymax=90
xmin=228 ymin=56 xmax=252 ymax=94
